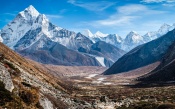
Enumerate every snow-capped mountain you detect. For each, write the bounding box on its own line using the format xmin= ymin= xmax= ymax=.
xmin=1 ymin=5 xmax=38 ymax=48
xmin=82 ymin=29 xmax=93 ymax=37
xmin=122 ymin=23 xmax=175 ymax=51
xmin=82 ymin=23 xmax=175 ymax=52
xmin=104 ymin=28 xmax=175 ymax=75
xmin=0 ymin=5 xmax=93 ymax=51
xmin=157 ymin=23 xmax=172 ymax=36
xmin=0 ymin=5 xmax=125 ymax=67
xmin=94 ymin=31 xmax=108 ymax=38
xmin=0 ymin=36 xmax=3 ymax=42
xmin=143 ymin=31 xmax=157 ymax=42
xmin=143 ymin=23 xmax=175 ymax=43
xmin=81 ymin=30 xmax=123 ymax=49
xmin=122 ymin=31 xmax=144 ymax=51
xmin=100 ymin=34 xmax=123 ymax=48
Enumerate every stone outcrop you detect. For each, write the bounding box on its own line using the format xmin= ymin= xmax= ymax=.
xmin=0 ymin=64 xmax=14 ymax=92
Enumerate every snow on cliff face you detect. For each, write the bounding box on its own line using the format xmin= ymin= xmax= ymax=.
xmin=122 ymin=23 xmax=175 ymax=51
xmin=20 ymin=5 xmax=39 ymax=20
xmin=94 ymin=31 xmax=108 ymax=38
xmin=82 ymin=29 xmax=94 ymax=37
xmin=95 ymin=57 xmax=106 ymax=67
xmin=143 ymin=23 xmax=175 ymax=43
xmin=1 ymin=5 xmax=94 ymax=52
xmin=122 ymin=31 xmax=144 ymax=51
xmin=143 ymin=32 xmax=157 ymax=42
xmin=0 ymin=5 xmax=62 ymax=50
xmin=0 ymin=5 xmax=40 ymax=49
xmin=0 ymin=35 xmax=3 ymax=42
xmin=101 ymin=34 xmax=123 ymax=48
xmin=81 ymin=23 xmax=175 ymax=52
xmin=81 ymin=30 xmax=123 ymax=48
xmin=157 ymin=23 xmax=172 ymax=36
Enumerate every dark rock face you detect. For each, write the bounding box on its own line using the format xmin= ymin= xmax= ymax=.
xmin=139 ymin=42 xmax=175 ymax=82
xmin=17 ymin=35 xmax=100 ymax=66
xmin=104 ymin=29 xmax=175 ymax=75
xmin=90 ymin=41 xmax=125 ymax=62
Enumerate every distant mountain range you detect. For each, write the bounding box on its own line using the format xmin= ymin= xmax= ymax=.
xmin=0 ymin=5 xmax=125 ymax=67
xmin=1 ymin=5 xmax=175 ymax=68
xmin=104 ymin=28 xmax=175 ymax=75
xmin=82 ymin=23 xmax=175 ymax=52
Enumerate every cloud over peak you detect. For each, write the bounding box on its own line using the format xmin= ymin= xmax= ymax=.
xmin=67 ymin=0 xmax=115 ymax=11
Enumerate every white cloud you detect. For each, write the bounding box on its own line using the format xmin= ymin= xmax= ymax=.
xmin=46 ymin=14 xmax=62 ymax=19
xmin=94 ymin=16 xmax=138 ymax=26
xmin=118 ymin=4 xmax=166 ymax=15
xmin=141 ymin=0 xmax=165 ymax=3
xmin=163 ymin=3 xmax=175 ymax=7
xmin=118 ymin=4 xmax=147 ymax=14
xmin=4 ymin=13 xmax=16 ymax=16
xmin=67 ymin=0 xmax=115 ymax=11
xmin=90 ymin=4 xmax=166 ymax=27
xmin=141 ymin=0 xmax=175 ymax=3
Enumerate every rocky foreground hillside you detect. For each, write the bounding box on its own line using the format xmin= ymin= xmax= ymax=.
xmin=0 ymin=42 xmax=97 ymax=109
xmin=1 ymin=41 xmax=175 ymax=108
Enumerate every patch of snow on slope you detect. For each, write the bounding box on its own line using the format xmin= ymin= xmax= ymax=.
xmin=97 ymin=77 xmax=105 ymax=81
xmin=0 ymin=36 xmax=3 ymax=42
xmin=95 ymin=57 xmax=106 ymax=67
xmin=85 ymin=74 xmax=98 ymax=79
xmin=103 ymin=82 xmax=112 ymax=85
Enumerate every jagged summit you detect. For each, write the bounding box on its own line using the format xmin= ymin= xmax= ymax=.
xmin=125 ymin=31 xmax=143 ymax=43
xmin=94 ymin=31 xmax=108 ymax=37
xmin=82 ymin=29 xmax=93 ymax=37
xmin=115 ymin=34 xmax=123 ymax=43
xmin=121 ymin=31 xmax=144 ymax=51
xmin=21 ymin=5 xmax=39 ymax=18
xmin=159 ymin=23 xmax=171 ymax=28
xmin=157 ymin=23 xmax=171 ymax=35
xmin=127 ymin=31 xmax=138 ymax=35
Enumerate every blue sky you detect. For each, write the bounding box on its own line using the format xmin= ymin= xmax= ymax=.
xmin=0 ymin=0 xmax=175 ymax=37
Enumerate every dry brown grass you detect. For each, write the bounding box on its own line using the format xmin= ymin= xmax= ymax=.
xmin=0 ymin=42 xmax=66 ymax=91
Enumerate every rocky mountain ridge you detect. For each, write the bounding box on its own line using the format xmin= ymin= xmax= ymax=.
xmin=0 ymin=5 xmax=125 ymax=67
xmin=82 ymin=23 xmax=175 ymax=52
xmin=104 ymin=28 xmax=175 ymax=75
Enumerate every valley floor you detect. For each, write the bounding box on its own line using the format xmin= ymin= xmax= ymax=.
xmin=36 ymin=62 xmax=175 ymax=108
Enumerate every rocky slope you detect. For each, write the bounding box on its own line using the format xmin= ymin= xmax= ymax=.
xmin=0 ymin=42 xmax=96 ymax=109
xmin=1 ymin=42 xmax=175 ymax=108
xmin=104 ymin=28 xmax=175 ymax=75
xmin=138 ymin=41 xmax=175 ymax=82
xmin=16 ymin=34 xmax=100 ymax=66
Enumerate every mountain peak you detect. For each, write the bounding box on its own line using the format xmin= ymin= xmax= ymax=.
xmin=94 ymin=31 xmax=108 ymax=37
xmin=27 ymin=5 xmax=36 ymax=10
xmin=161 ymin=23 xmax=170 ymax=27
xmin=129 ymin=31 xmax=137 ymax=34
xmin=158 ymin=23 xmax=171 ymax=35
xmin=159 ymin=23 xmax=171 ymax=30
xmin=125 ymin=31 xmax=143 ymax=44
xmin=19 ymin=5 xmax=39 ymax=19
xmin=25 ymin=5 xmax=39 ymax=17
xmin=82 ymin=29 xmax=93 ymax=37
